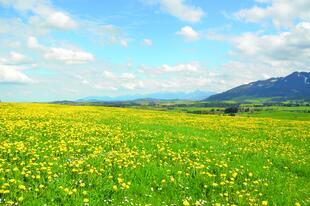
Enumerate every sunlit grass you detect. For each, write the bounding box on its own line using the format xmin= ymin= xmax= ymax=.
xmin=0 ymin=103 xmax=309 ymax=205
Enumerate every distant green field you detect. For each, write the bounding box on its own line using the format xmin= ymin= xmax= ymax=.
xmin=132 ymin=104 xmax=310 ymax=121
xmin=238 ymin=106 xmax=310 ymax=121
xmin=0 ymin=103 xmax=310 ymax=205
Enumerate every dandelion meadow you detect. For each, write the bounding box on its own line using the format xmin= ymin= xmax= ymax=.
xmin=0 ymin=103 xmax=309 ymax=205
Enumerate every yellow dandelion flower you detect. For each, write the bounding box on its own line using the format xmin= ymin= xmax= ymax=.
xmin=18 ymin=185 xmax=26 ymax=190
xmin=183 ymin=199 xmax=190 ymax=206
xmin=113 ymin=185 xmax=118 ymax=191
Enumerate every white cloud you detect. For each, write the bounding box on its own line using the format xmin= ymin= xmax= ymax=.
xmin=9 ymin=52 xmax=32 ymax=65
xmin=10 ymin=52 xmax=26 ymax=62
xmin=121 ymin=73 xmax=136 ymax=80
xmin=83 ymin=70 xmax=143 ymax=92
xmin=0 ymin=52 xmax=32 ymax=65
xmin=0 ymin=65 xmax=33 ymax=84
xmin=44 ymin=48 xmax=94 ymax=64
xmin=103 ymin=71 xmax=116 ymax=79
xmin=27 ymin=36 xmax=43 ymax=50
xmin=234 ymin=0 xmax=310 ymax=28
xmin=97 ymin=25 xmax=130 ymax=47
xmin=160 ymin=63 xmax=198 ymax=73
xmin=121 ymin=82 xmax=137 ymax=90
xmin=139 ymin=63 xmax=200 ymax=74
xmin=134 ymin=73 xmax=222 ymax=93
xmin=93 ymin=82 xmax=118 ymax=91
xmin=120 ymin=39 xmax=128 ymax=48
xmin=141 ymin=39 xmax=153 ymax=46
xmin=0 ymin=0 xmax=78 ymax=30
xmin=27 ymin=36 xmax=94 ymax=64
xmin=176 ymin=26 xmax=200 ymax=41
xmin=159 ymin=0 xmax=204 ymax=23
xmin=142 ymin=0 xmax=204 ymax=23
xmin=207 ymin=21 xmax=310 ymax=90
xmin=230 ymin=22 xmax=310 ymax=63
xmin=46 ymin=12 xmax=77 ymax=30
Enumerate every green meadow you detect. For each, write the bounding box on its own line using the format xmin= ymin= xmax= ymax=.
xmin=0 ymin=103 xmax=309 ymax=205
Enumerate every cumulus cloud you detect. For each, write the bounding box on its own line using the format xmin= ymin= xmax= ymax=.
xmin=0 ymin=65 xmax=33 ymax=84
xmin=27 ymin=36 xmax=44 ymax=50
xmin=10 ymin=52 xmax=28 ymax=64
xmin=121 ymin=82 xmax=140 ymax=90
xmin=176 ymin=26 xmax=200 ymax=41
xmin=44 ymin=48 xmax=94 ymax=64
xmin=230 ymin=22 xmax=310 ymax=64
xmin=134 ymin=72 xmax=222 ymax=92
xmin=0 ymin=0 xmax=78 ymax=30
xmin=139 ymin=63 xmax=201 ymax=74
xmin=97 ymin=71 xmax=141 ymax=91
xmin=234 ymin=0 xmax=310 ymax=28
xmin=93 ymin=83 xmax=118 ymax=91
xmin=141 ymin=39 xmax=153 ymax=46
xmin=142 ymin=0 xmax=204 ymax=23
xmin=0 ymin=50 xmax=35 ymax=84
xmin=45 ymin=12 xmax=77 ymax=30
xmin=102 ymin=71 xmax=116 ymax=79
xmin=96 ymin=25 xmax=130 ymax=47
xmin=27 ymin=36 xmax=94 ymax=64
xmin=207 ymin=21 xmax=310 ymax=89
xmin=0 ymin=52 xmax=32 ymax=65
xmin=121 ymin=73 xmax=136 ymax=80
xmin=160 ymin=63 xmax=198 ymax=73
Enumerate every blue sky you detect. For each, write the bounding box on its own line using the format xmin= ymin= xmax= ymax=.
xmin=0 ymin=0 xmax=310 ymax=101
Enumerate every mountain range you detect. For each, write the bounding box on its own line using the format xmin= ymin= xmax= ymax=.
xmin=77 ymin=90 xmax=214 ymax=102
xmin=207 ymin=72 xmax=310 ymax=102
xmin=77 ymin=72 xmax=310 ymax=103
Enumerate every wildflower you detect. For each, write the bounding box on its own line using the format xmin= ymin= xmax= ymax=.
xmin=3 ymin=190 xmax=10 ymax=194
xmin=232 ymin=172 xmax=238 ymax=178
xmin=113 ymin=185 xmax=118 ymax=191
xmin=18 ymin=185 xmax=26 ymax=190
xmin=183 ymin=200 xmax=190 ymax=206
xmin=6 ymin=200 xmax=14 ymax=205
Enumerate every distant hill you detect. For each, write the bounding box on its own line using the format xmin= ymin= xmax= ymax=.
xmin=77 ymin=90 xmax=214 ymax=102
xmin=207 ymin=72 xmax=310 ymax=102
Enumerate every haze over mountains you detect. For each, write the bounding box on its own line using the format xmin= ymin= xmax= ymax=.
xmin=78 ymin=90 xmax=214 ymax=102
xmin=207 ymin=72 xmax=310 ymax=102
